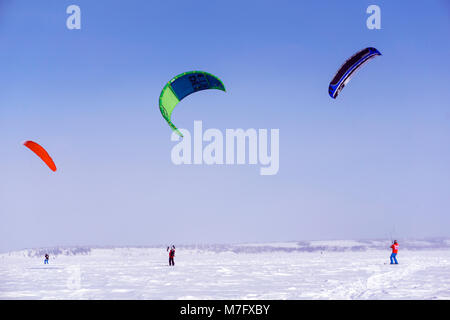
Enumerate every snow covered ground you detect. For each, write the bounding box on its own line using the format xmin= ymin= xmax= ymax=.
xmin=1 ymin=239 xmax=449 ymax=300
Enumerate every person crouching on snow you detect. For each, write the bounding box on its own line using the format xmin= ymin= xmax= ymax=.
xmin=390 ymin=240 xmax=399 ymax=264
xmin=44 ymin=254 xmax=49 ymax=264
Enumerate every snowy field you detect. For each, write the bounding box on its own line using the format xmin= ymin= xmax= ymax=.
xmin=1 ymin=239 xmax=450 ymax=300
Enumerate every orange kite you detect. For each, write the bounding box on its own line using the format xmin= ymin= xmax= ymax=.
xmin=23 ymin=140 xmax=57 ymax=172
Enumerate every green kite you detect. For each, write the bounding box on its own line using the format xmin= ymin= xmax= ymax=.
xmin=159 ymin=71 xmax=226 ymax=137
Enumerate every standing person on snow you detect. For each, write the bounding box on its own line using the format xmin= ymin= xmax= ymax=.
xmin=390 ymin=240 xmax=399 ymax=264
xmin=168 ymin=246 xmax=175 ymax=266
xmin=44 ymin=254 xmax=49 ymax=264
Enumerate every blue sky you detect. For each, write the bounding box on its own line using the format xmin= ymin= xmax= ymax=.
xmin=1 ymin=0 xmax=449 ymax=252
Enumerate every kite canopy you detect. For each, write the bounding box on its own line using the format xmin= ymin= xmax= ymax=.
xmin=159 ymin=71 xmax=226 ymax=137
xmin=328 ymin=47 xmax=381 ymax=99
xmin=23 ymin=140 xmax=57 ymax=172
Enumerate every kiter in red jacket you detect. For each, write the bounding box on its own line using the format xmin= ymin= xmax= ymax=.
xmin=168 ymin=246 xmax=175 ymax=266
xmin=390 ymin=240 xmax=399 ymax=264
